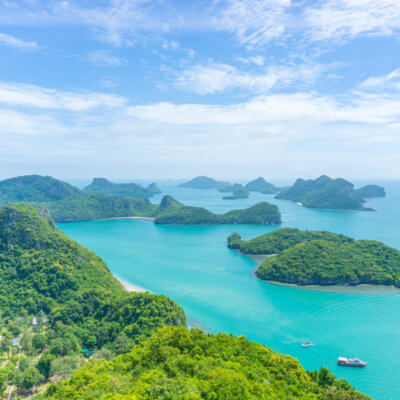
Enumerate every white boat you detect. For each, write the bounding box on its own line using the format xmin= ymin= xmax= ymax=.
xmin=302 ymin=341 xmax=313 ymax=347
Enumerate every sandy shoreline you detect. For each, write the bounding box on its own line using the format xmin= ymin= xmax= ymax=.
xmin=116 ymin=277 xmax=148 ymax=293
xmin=97 ymin=216 xmax=155 ymax=222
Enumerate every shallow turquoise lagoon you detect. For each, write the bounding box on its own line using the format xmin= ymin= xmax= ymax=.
xmin=59 ymin=180 xmax=400 ymax=400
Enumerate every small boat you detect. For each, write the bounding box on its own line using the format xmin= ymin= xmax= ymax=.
xmin=337 ymin=357 xmax=367 ymax=367
xmin=302 ymin=342 xmax=313 ymax=347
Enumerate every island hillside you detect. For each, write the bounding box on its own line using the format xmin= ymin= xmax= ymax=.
xmin=0 ymin=175 xmax=82 ymax=205
xmin=356 ymin=184 xmax=386 ymax=198
xmin=229 ymin=228 xmax=400 ymax=287
xmin=42 ymin=326 xmax=371 ymax=400
xmin=275 ymin=175 xmax=371 ymax=210
xmin=219 ymin=183 xmax=243 ymax=192
xmin=179 ymin=176 xmax=230 ymax=189
xmin=223 ymin=187 xmax=249 ymax=200
xmin=0 ymin=203 xmax=185 ymax=396
xmin=153 ymin=195 xmax=281 ymax=225
xmin=41 ymin=193 xmax=156 ymax=222
xmin=245 ymin=177 xmax=280 ymax=194
xmin=83 ymin=177 xmax=161 ymax=198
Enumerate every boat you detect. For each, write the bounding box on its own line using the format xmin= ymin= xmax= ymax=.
xmin=302 ymin=342 xmax=313 ymax=347
xmin=337 ymin=357 xmax=367 ymax=367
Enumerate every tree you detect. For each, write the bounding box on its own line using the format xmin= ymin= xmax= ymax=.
xmin=14 ymin=367 xmax=43 ymax=391
xmin=50 ymin=356 xmax=83 ymax=380
xmin=113 ymin=333 xmax=134 ymax=355
xmin=37 ymin=352 xmax=55 ymax=379
xmin=32 ymin=333 xmax=46 ymax=350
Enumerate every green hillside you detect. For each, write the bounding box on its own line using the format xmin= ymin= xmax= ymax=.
xmin=356 ymin=185 xmax=386 ymax=198
xmin=179 ymin=176 xmax=230 ymax=189
xmin=83 ymin=178 xmax=161 ymax=198
xmin=0 ymin=203 xmax=185 ymax=396
xmin=275 ymin=175 xmax=370 ymax=210
xmin=154 ymin=196 xmax=281 ymax=225
xmin=0 ymin=175 xmax=82 ymax=205
xmin=42 ymin=326 xmax=371 ymax=400
xmin=229 ymin=228 xmax=400 ymax=287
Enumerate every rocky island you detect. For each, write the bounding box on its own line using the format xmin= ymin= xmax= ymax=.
xmin=356 ymin=184 xmax=386 ymax=198
xmin=245 ymin=177 xmax=280 ymax=194
xmin=229 ymin=228 xmax=400 ymax=287
xmin=179 ymin=176 xmax=230 ymax=189
xmin=222 ymin=187 xmax=250 ymax=200
xmin=275 ymin=175 xmax=379 ymax=210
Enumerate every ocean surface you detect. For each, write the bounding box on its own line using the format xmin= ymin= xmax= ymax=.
xmin=59 ymin=180 xmax=400 ymax=400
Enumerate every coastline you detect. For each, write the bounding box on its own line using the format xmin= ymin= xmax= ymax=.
xmin=97 ymin=216 xmax=155 ymax=222
xmin=242 ymin=253 xmax=400 ymax=294
xmin=116 ymin=276 xmax=149 ymax=293
xmin=265 ymin=280 xmax=400 ymax=294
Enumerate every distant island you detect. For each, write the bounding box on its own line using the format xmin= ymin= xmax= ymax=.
xmin=222 ymin=187 xmax=249 ymax=200
xmin=153 ymin=195 xmax=281 ymax=225
xmin=275 ymin=175 xmax=384 ymax=210
xmin=228 ymin=228 xmax=400 ymax=287
xmin=219 ymin=183 xmax=243 ymax=192
xmin=84 ymin=177 xmax=161 ymax=198
xmin=356 ymin=184 xmax=386 ymax=198
xmin=245 ymin=177 xmax=280 ymax=194
xmin=179 ymin=176 xmax=230 ymax=189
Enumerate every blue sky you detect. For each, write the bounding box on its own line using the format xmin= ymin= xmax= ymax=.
xmin=0 ymin=0 xmax=400 ymax=180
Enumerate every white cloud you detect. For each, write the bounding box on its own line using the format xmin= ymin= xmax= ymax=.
xmin=360 ymin=68 xmax=400 ymax=90
xmin=174 ymin=62 xmax=324 ymax=94
xmin=87 ymin=50 xmax=127 ymax=67
xmin=0 ymin=82 xmax=126 ymax=111
xmin=215 ymin=0 xmax=292 ymax=47
xmin=305 ymin=0 xmax=400 ymax=42
xmin=162 ymin=40 xmax=179 ymax=50
xmin=237 ymin=56 xmax=265 ymax=66
xmin=0 ymin=32 xmax=38 ymax=49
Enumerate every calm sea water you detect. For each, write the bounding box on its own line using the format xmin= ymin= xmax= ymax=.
xmin=59 ymin=180 xmax=400 ymax=400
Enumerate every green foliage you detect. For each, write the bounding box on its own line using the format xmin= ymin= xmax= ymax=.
xmin=356 ymin=185 xmax=386 ymax=198
xmin=0 ymin=203 xmax=186 ymax=349
xmin=230 ymin=227 xmax=352 ymax=254
xmin=41 ymin=193 xmax=156 ymax=222
xmin=222 ymin=187 xmax=249 ymax=200
xmin=241 ymin=228 xmax=400 ymax=286
xmin=50 ymin=356 xmax=84 ymax=379
xmin=83 ymin=178 xmax=160 ymax=198
xmin=37 ymin=352 xmax=56 ymax=379
xmin=154 ymin=196 xmax=282 ymax=225
xmin=275 ymin=175 xmax=371 ymax=210
xmin=179 ymin=176 xmax=230 ymax=189
xmin=245 ymin=177 xmax=279 ymax=194
xmin=41 ymin=326 xmax=371 ymax=400
xmin=0 ymin=175 xmax=82 ymax=205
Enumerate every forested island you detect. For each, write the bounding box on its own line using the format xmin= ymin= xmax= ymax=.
xmin=83 ymin=177 xmax=161 ymax=198
xmin=229 ymin=228 xmax=400 ymax=287
xmin=245 ymin=177 xmax=280 ymax=194
xmin=222 ymin=187 xmax=249 ymax=200
xmin=179 ymin=176 xmax=230 ymax=189
xmin=0 ymin=203 xmax=185 ymax=396
xmin=356 ymin=184 xmax=386 ymax=198
xmin=153 ymin=195 xmax=281 ymax=225
xmin=275 ymin=175 xmax=383 ymax=210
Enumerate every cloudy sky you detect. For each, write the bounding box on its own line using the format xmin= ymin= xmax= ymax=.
xmin=0 ymin=0 xmax=400 ymax=180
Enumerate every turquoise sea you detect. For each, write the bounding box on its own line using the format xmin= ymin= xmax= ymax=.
xmin=60 ymin=180 xmax=400 ymax=400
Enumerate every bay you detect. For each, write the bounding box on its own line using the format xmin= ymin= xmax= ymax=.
xmin=59 ymin=180 xmax=400 ymax=400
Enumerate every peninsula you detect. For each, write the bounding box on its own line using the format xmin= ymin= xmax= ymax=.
xmin=275 ymin=175 xmax=376 ymax=210
xmin=229 ymin=228 xmax=400 ymax=287
xmin=0 ymin=203 xmax=185 ymax=396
